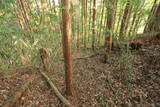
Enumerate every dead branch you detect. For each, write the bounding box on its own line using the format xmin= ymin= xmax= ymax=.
xmin=3 ymin=74 xmax=36 ymax=107
xmin=38 ymin=69 xmax=72 ymax=106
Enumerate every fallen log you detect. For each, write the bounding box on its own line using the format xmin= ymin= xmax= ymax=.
xmin=38 ymin=69 xmax=72 ymax=106
xmin=3 ymin=74 xmax=36 ymax=107
xmin=38 ymin=48 xmax=72 ymax=106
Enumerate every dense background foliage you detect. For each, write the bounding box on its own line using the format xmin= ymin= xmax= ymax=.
xmin=0 ymin=0 xmax=159 ymax=69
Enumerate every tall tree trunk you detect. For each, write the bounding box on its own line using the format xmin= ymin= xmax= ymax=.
xmin=132 ymin=15 xmax=141 ymax=35
xmin=77 ymin=22 xmax=80 ymax=49
xmin=128 ymin=1 xmax=144 ymax=36
xmin=98 ymin=0 xmax=105 ymax=45
xmin=144 ymin=2 xmax=160 ymax=33
xmin=92 ymin=0 xmax=96 ymax=51
xmin=115 ymin=2 xmax=125 ymax=36
xmin=83 ymin=0 xmax=88 ymax=48
xmin=61 ymin=0 xmax=74 ymax=96
xmin=17 ymin=0 xmax=31 ymax=31
xmin=104 ymin=0 xmax=117 ymax=63
xmin=119 ymin=0 xmax=132 ymax=37
xmin=80 ymin=0 xmax=84 ymax=45
xmin=14 ymin=7 xmax=25 ymax=29
xmin=105 ymin=0 xmax=117 ymax=51
xmin=16 ymin=0 xmax=34 ymax=42
xmin=88 ymin=0 xmax=92 ymax=38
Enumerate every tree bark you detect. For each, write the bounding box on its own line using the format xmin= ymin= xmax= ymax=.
xmin=61 ymin=0 xmax=74 ymax=96
xmin=144 ymin=2 xmax=160 ymax=33
xmin=119 ymin=0 xmax=132 ymax=36
xmin=92 ymin=0 xmax=96 ymax=51
xmin=105 ymin=0 xmax=117 ymax=51
xmin=98 ymin=0 xmax=105 ymax=45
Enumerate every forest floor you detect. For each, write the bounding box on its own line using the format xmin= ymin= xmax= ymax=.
xmin=0 ymin=39 xmax=160 ymax=107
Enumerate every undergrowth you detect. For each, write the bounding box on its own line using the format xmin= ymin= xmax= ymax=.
xmin=116 ymin=48 xmax=136 ymax=87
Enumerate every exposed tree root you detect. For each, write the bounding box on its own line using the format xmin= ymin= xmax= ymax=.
xmin=38 ymin=69 xmax=72 ymax=106
xmin=3 ymin=74 xmax=36 ymax=107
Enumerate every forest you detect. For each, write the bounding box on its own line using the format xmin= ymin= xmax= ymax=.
xmin=0 ymin=0 xmax=160 ymax=106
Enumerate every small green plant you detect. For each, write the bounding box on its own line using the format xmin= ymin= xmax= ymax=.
xmin=117 ymin=50 xmax=136 ymax=86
